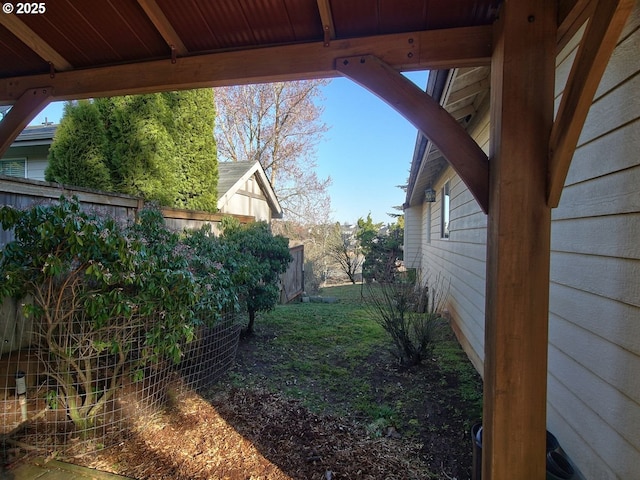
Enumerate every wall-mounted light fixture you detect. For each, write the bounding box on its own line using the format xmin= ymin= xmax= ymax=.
xmin=424 ymin=187 xmax=436 ymax=203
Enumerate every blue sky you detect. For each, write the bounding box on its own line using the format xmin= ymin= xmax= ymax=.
xmin=28 ymin=70 xmax=428 ymax=225
xmin=317 ymin=71 xmax=428 ymax=225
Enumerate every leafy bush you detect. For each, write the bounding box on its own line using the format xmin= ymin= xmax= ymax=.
xmin=0 ymin=198 xmax=234 ymax=432
xmin=364 ymin=273 xmax=448 ymax=366
xmin=181 ymin=223 xmax=239 ymax=317
xmin=219 ymin=219 xmax=292 ymax=335
xmin=0 ymin=197 xmax=288 ymax=433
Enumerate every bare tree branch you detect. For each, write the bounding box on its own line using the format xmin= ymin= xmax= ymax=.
xmin=215 ymin=80 xmax=332 ymax=223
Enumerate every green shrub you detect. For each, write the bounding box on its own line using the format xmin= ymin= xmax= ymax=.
xmin=0 ymin=198 xmax=233 ymax=432
xmin=219 ymin=220 xmax=292 ymax=335
xmin=181 ymin=223 xmax=239 ymax=317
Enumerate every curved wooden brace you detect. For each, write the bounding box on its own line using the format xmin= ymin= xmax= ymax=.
xmin=0 ymin=87 xmax=52 ymax=158
xmin=336 ymin=54 xmax=489 ymax=213
xmin=548 ymin=0 xmax=634 ymax=207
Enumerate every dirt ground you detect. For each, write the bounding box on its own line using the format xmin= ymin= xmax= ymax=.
xmin=5 ymin=332 xmax=482 ymax=479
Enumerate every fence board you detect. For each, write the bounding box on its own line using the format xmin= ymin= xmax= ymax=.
xmin=281 ymin=244 xmax=304 ymax=303
xmin=0 ymin=175 xmax=253 ymax=248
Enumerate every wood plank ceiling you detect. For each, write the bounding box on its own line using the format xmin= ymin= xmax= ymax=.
xmin=0 ymin=0 xmax=499 ymax=84
xmin=0 ymin=0 xmax=500 ymax=189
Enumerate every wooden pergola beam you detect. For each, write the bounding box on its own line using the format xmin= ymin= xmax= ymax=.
xmin=548 ymin=0 xmax=634 ymax=207
xmin=137 ymin=0 xmax=189 ymax=56
xmin=484 ymin=0 xmax=556 ymax=478
xmin=0 ymin=25 xmax=492 ymax=104
xmin=0 ymin=87 xmax=52 ymax=158
xmin=0 ymin=8 xmax=72 ymax=71
xmin=336 ymin=54 xmax=489 ymax=213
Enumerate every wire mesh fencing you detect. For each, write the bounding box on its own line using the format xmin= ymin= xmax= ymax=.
xmin=0 ymin=299 xmax=241 ymax=459
xmin=176 ymin=315 xmax=242 ymax=393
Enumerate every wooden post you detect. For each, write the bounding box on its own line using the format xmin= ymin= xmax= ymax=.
xmin=483 ymin=1 xmax=556 ymax=479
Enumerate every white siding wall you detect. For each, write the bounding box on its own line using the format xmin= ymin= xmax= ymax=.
xmin=419 ymin=104 xmax=490 ymax=374
xmin=547 ymin=7 xmax=640 ymax=479
xmin=413 ymin=5 xmax=640 ymax=478
xmin=403 ymin=203 xmax=423 ymax=268
xmin=218 ymin=175 xmax=272 ymax=222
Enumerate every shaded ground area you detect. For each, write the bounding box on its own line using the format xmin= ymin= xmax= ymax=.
xmin=7 ymin=285 xmax=483 ymax=479
xmin=224 ymin=325 xmax=483 ymax=479
xmin=93 ymin=385 xmax=433 ymax=479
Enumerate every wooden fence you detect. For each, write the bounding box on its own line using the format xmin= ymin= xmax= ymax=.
xmin=0 ymin=175 xmax=253 ymax=247
xmin=0 ymin=174 xmax=304 ymax=308
xmin=281 ymin=244 xmax=304 ymax=303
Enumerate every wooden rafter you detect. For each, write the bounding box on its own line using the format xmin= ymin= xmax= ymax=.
xmin=447 ymin=78 xmax=490 ymax=104
xmin=137 ymin=0 xmax=189 ymax=56
xmin=336 ymin=54 xmax=489 ymax=213
xmin=316 ymin=0 xmax=336 ymax=44
xmin=0 ymin=8 xmax=72 ymax=71
xmin=0 ymin=87 xmax=52 ymax=157
xmin=547 ymin=0 xmax=634 ymax=207
xmin=0 ymin=25 xmax=492 ymax=104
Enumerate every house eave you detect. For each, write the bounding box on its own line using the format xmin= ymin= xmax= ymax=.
xmin=405 ymin=69 xmax=451 ymax=208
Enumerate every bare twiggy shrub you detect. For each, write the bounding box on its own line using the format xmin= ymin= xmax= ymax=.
xmin=364 ymin=272 xmax=449 ymax=366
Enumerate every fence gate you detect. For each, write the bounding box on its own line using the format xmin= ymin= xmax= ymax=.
xmin=280 ymin=245 xmax=304 ymax=303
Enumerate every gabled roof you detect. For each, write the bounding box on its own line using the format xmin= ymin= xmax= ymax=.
xmin=217 ymin=161 xmax=283 ymax=219
xmin=11 ymin=123 xmax=57 ymax=147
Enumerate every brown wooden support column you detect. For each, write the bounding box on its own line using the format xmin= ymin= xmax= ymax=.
xmin=0 ymin=87 xmax=52 ymax=158
xmin=484 ymin=1 xmax=556 ymax=479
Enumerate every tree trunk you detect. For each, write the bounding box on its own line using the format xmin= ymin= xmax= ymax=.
xmin=246 ymin=309 xmax=256 ymax=336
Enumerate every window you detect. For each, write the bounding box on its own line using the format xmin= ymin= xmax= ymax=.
xmin=441 ymin=181 xmax=450 ymax=239
xmin=0 ymin=159 xmax=26 ymax=178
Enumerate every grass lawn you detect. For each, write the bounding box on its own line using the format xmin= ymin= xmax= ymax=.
xmin=226 ymin=283 xmax=483 ymax=478
xmin=58 ymin=283 xmax=483 ymax=479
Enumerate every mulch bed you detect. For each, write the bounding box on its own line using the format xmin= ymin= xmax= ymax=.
xmin=57 ymin=385 xmax=432 ymax=480
xmin=3 ymin=332 xmax=481 ymax=479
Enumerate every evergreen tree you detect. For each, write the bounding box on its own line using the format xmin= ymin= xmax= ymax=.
xmin=98 ymin=94 xmax=179 ymax=206
xmin=356 ymin=213 xmax=383 ymax=257
xmin=166 ymin=89 xmax=218 ymax=212
xmin=49 ymin=90 xmax=218 ymax=211
xmin=363 ymin=221 xmax=404 ymax=283
xmin=45 ymin=100 xmax=112 ymax=190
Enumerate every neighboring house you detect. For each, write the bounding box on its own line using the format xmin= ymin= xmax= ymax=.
xmin=0 ymin=123 xmax=55 ymax=181
xmin=403 ymin=6 xmax=639 ymax=480
xmin=1 ymin=128 xmax=282 ymax=223
xmin=217 ymin=161 xmax=282 ymax=222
